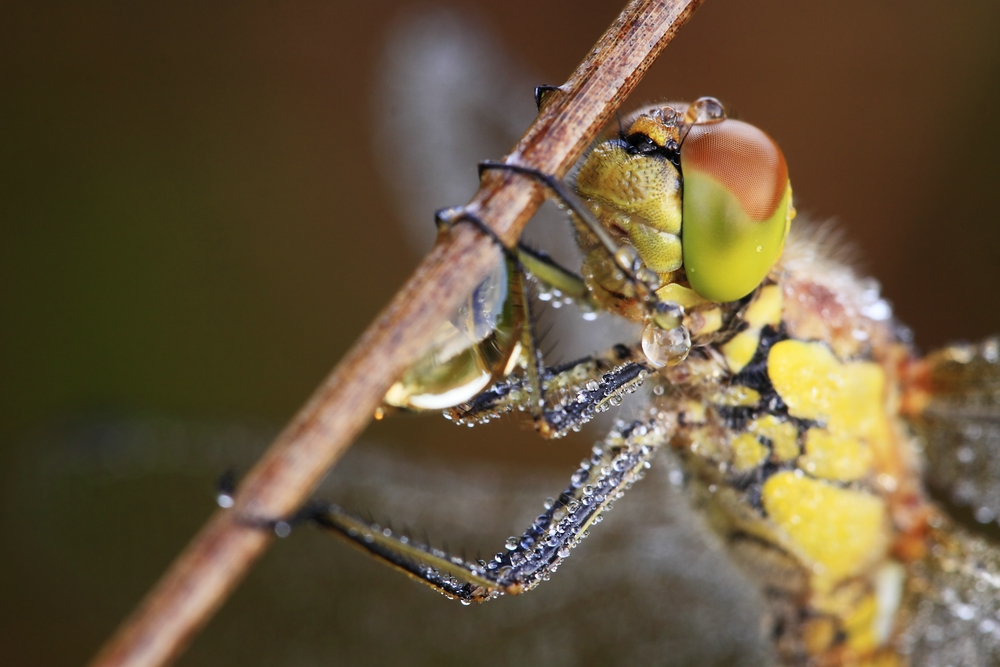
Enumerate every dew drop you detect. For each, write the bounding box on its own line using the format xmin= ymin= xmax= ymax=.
xmin=955 ymin=604 xmax=977 ymax=621
xmin=614 ymin=245 xmax=640 ymax=272
xmin=975 ymin=506 xmax=996 ymax=524
xmin=686 ymin=96 xmax=726 ymax=124
xmin=641 ymin=323 xmax=691 ymax=368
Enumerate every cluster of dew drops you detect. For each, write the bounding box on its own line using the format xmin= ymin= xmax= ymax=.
xmin=536 ymin=281 xmax=599 ymax=321
xmin=444 ymin=360 xmax=648 ymax=435
xmin=479 ymin=420 xmax=662 ymax=593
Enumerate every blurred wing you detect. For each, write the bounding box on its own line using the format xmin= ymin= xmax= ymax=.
xmin=374 ymin=9 xmax=637 ymax=363
xmin=898 ymin=522 xmax=1000 ymax=664
xmin=910 ymin=337 xmax=1000 ymax=523
xmin=300 ymin=445 xmax=775 ymax=666
xmin=19 ymin=414 xmax=773 ymax=666
xmin=375 ymin=8 xmax=547 ymax=255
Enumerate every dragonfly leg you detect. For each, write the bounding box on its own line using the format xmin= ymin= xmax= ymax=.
xmin=515 ymin=242 xmax=595 ymax=306
xmin=448 ymin=343 xmax=652 ymax=438
xmin=447 ymin=229 xmax=652 ymax=436
xmin=302 ymin=418 xmax=668 ymax=602
xmin=434 ymin=206 xmax=517 ymax=260
xmin=431 ymin=198 xmax=663 ymax=438
xmin=428 ymin=204 xmax=649 ymax=436
xmin=533 ymin=84 xmax=562 ymax=111
xmin=430 ymin=213 xmax=648 ymax=436
xmin=436 ymin=203 xmax=599 ymax=312
xmin=478 ymin=161 xmax=679 ymax=329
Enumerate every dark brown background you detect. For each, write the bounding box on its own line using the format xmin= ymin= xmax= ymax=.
xmin=3 ymin=2 xmax=1000 ymax=665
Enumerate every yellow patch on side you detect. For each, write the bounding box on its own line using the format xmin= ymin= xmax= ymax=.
xmin=703 ymin=308 xmax=723 ymax=331
xmin=744 ymin=284 xmax=783 ymax=328
xmin=800 ymin=428 xmax=874 ymax=483
xmin=761 ymin=472 xmax=887 ymax=591
xmin=842 ymin=592 xmax=879 ymax=653
xmin=624 ymin=222 xmax=683 ymax=273
xmin=722 ymin=285 xmax=784 ymax=374
xmin=656 ymin=283 xmax=708 ymax=310
xmin=767 ymin=340 xmax=890 ymax=473
xmin=722 ymin=329 xmax=761 ymax=374
xmin=862 ymin=653 xmax=905 ymax=667
xmin=749 ymin=415 xmax=799 ymax=462
xmin=688 ymin=307 xmax=723 ymax=336
xmin=679 ymin=399 xmax=706 ymax=424
xmin=687 ymin=426 xmax=722 ymax=457
xmin=732 ymin=433 xmax=767 ymax=471
xmin=709 ymin=385 xmax=761 ymax=407
xmin=801 ymin=617 xmax=837 ymax=656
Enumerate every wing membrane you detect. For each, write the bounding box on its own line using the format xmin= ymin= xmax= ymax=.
xmin=898 ymin=521 xmax=1000 ymax=664
xmin=911 ymin=337 xmax=1000 ymax=522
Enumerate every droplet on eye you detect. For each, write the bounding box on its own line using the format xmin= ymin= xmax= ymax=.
xmin=685 ymin=96 xmax=726 ymax=125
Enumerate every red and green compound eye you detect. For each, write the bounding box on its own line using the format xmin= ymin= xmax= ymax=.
xmin=680 ymin=119 xmax=792 ymax=303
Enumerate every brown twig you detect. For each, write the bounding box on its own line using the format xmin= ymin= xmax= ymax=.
xmin=87 ymin=1 xmax=704 ymax=665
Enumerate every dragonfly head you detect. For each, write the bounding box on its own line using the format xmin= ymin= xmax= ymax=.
xmin=576 ymin=97 xmax=794 ymax=305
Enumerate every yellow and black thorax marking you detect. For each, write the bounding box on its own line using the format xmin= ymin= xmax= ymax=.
xmin=661 ymin=279 xmax=917 ymax=664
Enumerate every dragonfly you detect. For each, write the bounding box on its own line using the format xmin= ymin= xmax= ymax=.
xmin=264 ymin=80 xmax=1000 ymax=666
xmin=168 ymin=10 xmax=992 ymax=664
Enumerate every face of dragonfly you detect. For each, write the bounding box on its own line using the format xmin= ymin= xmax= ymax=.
xmin=383 ymin=95 xmax=797 ymax=409
xmin=575 ymin=99 xmax=792 ymax=308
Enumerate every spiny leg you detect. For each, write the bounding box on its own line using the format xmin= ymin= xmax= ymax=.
xmin=505 ymin=245 xmax=656 ymax=438
xmin=305 ymin=417 xmax=671 ymax=603
xmin=478 ymin=161 xmax=683 ymax=333
xmin=435 ymin=206 xmax=650 ymax=437
xmin=515 ymin=242 xmax=595 ymax=308
xmin=433 ymin=206 xmax=544 ymax=401
xmin=447 ymin=343 xmax=652 ymax=438
xmin=434 ymin=203 xmax=594 ymax=307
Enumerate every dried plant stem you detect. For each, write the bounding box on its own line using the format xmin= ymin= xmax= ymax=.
xmin=87 ymin=1 xmax=704 ymax=665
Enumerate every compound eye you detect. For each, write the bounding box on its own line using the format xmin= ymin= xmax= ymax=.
xmin=680 ymin=118 xmax=792 ymax=303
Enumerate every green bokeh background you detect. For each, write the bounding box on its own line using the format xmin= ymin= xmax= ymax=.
xmin=4 ymin=1 xmax=1000 ymax=665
